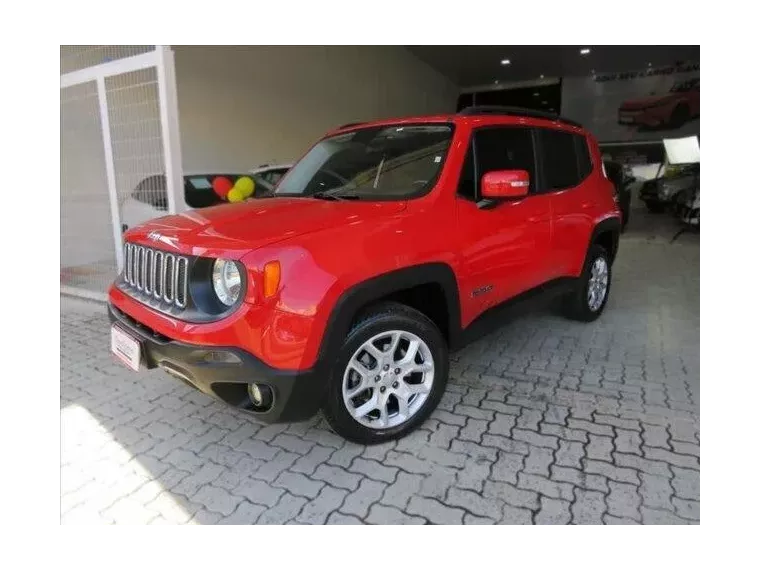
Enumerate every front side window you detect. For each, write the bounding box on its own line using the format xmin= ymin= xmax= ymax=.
xmin=471 ymin=127 xmax=536 ymax=197
xmin=275 ymin=124 xmax=454 ymax=200
xmin=457 ymin=127 xmax=536 ymax=202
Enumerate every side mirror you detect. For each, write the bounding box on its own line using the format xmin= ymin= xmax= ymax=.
xmin=481 ymin=170 xmax=530 ymax=200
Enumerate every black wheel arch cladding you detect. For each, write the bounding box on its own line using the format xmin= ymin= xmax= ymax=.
xmin=589 ymin=217 xmax=621 ymax=265
xmin=316 ymin=262 xmax=461 ymax=370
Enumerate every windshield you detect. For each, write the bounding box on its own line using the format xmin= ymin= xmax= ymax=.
xmin=275 ymin=123 xmax=453 ymax=200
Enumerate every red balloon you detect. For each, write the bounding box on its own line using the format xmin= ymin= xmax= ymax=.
xmin=212 ymin=176 xmax=233 ymax=199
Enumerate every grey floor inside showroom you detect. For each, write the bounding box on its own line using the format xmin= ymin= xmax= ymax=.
xmin=60 ymin=203 xmax=699 ymax=525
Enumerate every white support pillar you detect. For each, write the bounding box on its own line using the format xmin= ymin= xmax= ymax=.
xmin=156 ymin=45 xmax=185 ymax=215
xmin=96 ymin=76 xmax=124 ymax=272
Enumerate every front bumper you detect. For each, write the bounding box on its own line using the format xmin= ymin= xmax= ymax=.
xmin=108 ymin=303 xmax=325 ymax=423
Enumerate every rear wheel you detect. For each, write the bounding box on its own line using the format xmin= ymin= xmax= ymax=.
xmin=322 ymin=302 xmax=449 ymax=444
xmin=564 ymin=244 xmax=612 ymax=322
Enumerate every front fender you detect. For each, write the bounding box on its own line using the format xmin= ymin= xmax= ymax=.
xmin=315 ymin=262 xmax=462 ymax=365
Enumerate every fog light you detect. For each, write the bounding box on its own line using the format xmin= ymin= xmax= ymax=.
xmin=248 ymin=383 xmax=273 ymax=410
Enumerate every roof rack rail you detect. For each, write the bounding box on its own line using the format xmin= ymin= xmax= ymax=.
xmin=457 ymin=105 xmax=583 ymax=128
xmin=337 ymin=122 xmax=364 ymax=130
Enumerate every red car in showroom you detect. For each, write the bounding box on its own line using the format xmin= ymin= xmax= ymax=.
xmin=108 ymin=106 xmax=621 ymax=444
xmin=618 ymin=78 xmax=699 ymax=130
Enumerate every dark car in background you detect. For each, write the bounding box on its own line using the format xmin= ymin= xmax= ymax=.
xmin=639 ymin=163 xmax=699 ymax=213
xmin=604 ymin=160 xmax=633 ymax=230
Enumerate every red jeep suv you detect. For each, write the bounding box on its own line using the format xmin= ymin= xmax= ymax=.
xmin=108 ymin=106 xmax=621 ymax=444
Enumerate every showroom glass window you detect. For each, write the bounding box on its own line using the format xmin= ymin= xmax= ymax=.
xmin=538 ymin=128 xmax=591 ymax=191
xmin=275 ymin=124 xmax=454 ymax=200
xmin=457 ymin=127 xmax=536 ymax=201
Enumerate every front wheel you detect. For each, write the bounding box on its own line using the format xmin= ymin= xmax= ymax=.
xmin=564 ymin=245 xmax=612 ymax=322
xmin=322 ymin=302 xmax=449 ymax=445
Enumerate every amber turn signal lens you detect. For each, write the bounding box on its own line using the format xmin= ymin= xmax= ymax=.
xmin=263 ymin=261 xmax=281 ymax=298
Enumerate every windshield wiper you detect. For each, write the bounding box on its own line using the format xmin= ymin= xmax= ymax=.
xmin=311 ymin=191 xmax=360 ymax=201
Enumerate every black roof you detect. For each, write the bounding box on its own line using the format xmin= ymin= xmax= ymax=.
xmin=457 ymin=105 xmax=583 ymax=129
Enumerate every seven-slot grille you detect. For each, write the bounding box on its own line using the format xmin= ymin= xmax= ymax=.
xmin=123 ymin=243 xmax=189 ymax=308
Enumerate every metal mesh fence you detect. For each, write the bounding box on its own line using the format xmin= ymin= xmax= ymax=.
xmin=60 ymin=45 xmax=155 ymax=75
xmin=60 ymin=82 xmax=118 ymax=298
xmin=105 ymin=68 xmax=167 ymax=235
xmin=60 ymin=64 xmax=167 ymax=302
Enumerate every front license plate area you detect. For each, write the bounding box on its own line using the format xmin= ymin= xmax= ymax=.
xmin=111 ymin=325 xmax=141 ymax=372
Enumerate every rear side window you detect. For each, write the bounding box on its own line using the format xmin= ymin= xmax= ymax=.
xmin=539 ymin=129 xmax=579 ymax=191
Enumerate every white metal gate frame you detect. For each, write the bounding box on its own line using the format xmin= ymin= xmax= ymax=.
xmin=60 ymin=45 xmax=184 ymax=300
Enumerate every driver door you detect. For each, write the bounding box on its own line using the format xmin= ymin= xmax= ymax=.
xmin=455 ymin=126 xmax=552 ymax=321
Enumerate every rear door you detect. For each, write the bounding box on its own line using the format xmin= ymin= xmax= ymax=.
xmin=536 ymin=128 xmax=595 ymax=278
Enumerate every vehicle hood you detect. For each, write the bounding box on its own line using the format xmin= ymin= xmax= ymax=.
xmin=124 ymin=197 xmax=407 ymax=260
xmin=619 ymin=94 xmax=672 ymax=110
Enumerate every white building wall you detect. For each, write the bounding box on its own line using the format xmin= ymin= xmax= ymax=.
xmin=174 ymin=45 xmax=458 ymax=171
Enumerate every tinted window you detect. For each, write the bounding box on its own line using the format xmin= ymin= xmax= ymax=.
xmin=539 ymin=129 xmax=580 ymax=191
xmin=472 ymin=127 xmax=536 ymax=196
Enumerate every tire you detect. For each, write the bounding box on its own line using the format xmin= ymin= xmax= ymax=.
xmin=322 ymin=302 xmax=449 ymax=445
xmin=645 ymin=201 xmax=665 ymax=213
xmin=563 ymin=244 xmax=612 ymax=322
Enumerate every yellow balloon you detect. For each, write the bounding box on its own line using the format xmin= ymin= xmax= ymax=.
xmin=227 ymin=188 xmax=244 ymax=203
xmin=234 ymin=176 xmax=255 ymax=198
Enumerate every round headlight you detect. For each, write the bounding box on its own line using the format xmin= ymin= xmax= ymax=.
xmin=212 ymin=259 xmax=242 ymax=306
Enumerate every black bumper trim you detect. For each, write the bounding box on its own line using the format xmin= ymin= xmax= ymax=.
xmin=108 ymin=303 xmax=325 ymax=424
